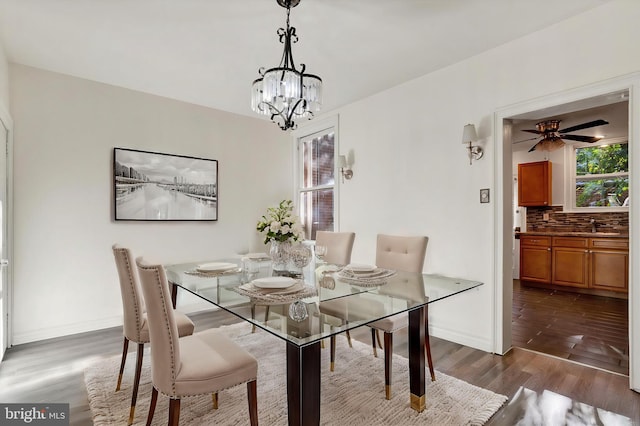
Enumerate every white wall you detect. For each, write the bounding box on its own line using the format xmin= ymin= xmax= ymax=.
xmin=0 ymin=38 xmax=9 ymax=110
xmin=320 ymin=0 xmax=640 ymax=352
xmin=9 ymin=64 xmax=290 ymax=344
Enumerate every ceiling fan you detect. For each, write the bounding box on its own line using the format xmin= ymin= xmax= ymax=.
xmin=516 ymin=119 xmax=609 ymax=152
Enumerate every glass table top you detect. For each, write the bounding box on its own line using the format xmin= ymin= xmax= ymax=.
xmin=165 ymin=259 xmax=482 ymax=348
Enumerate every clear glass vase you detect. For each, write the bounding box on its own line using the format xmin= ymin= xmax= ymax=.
xmin=269 ymin=240 xmax=292 ymax=274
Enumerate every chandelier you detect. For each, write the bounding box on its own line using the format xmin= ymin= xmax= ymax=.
xmin=251 ymin=0 xmax=322 ymax=131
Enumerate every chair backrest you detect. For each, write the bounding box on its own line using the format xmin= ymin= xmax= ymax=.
xmin=112 ymin=244 xmax=146 ymax=342
xmin=316 ymin=231 xmax=356 ymax=266
xmin=136 ymin=257 xmax=181 ymax=396
xmin=375 ymin=234 xmax=428 ymax=273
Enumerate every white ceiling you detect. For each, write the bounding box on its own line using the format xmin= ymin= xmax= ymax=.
xmin=0 ymin=0 xmax=614 ymax=119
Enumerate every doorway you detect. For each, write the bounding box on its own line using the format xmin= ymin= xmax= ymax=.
xmin=0 ymin=113 xmax=9 ymax=360
xmin=510 ymin=98 xmax=630 ymax=374
xmin=494 ymin=74 xmax=640 ymax=391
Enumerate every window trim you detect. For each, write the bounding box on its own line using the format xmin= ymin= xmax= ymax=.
xmin=566 ymin=136 xmax=629 ymax=212
xmin=291 ymin=115 xmax=340 ymax=238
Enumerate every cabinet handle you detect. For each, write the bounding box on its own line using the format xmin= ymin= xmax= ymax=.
xmin=547 ymin=248 xmax=551 ymax=251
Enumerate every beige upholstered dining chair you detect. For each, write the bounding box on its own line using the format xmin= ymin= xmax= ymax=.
xmin=315 ymin=231 xmax=356 ymax=266
xmin=136 ymin=257 xmax=259 ymax=426
xmin=112 ymin=245 xmax=196 ymax=425
xmin=314 ymin=231 xmax=357 ymax=369
xmin=367 ymin=234 xmax=431 ymax=400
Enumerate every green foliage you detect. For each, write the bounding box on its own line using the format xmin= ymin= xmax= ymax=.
xmin=575 ymin=143 xmax=628 ymax=207
xmin=576 ymin=143 xmax=628 ymax=175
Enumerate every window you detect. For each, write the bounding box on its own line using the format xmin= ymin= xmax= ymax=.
xmin=296 ymin=127 xmax=336 ymax=240
xmin=572 ymin=139 xmax=628 ymax=210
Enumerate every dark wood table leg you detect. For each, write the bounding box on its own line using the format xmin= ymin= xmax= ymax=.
xmin=408 ymin=306 xmax=426 ymax=412
xmin=286 ymin=341 xmax=321 ymax=426
xmin=170 ymin=282 xmax=178 ymax=309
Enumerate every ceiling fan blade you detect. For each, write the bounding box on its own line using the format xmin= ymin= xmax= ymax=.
xmin=558 ymin=119 xmax=609 ymax=133
xmin=560 ymin=134 xmax=602 ymax=143
xmin=522 ymin=129 xmax=543 ymax=135
xmin=528 ymin=142 xmax=539 ymax=152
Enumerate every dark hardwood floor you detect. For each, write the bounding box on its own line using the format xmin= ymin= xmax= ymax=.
xmin=512 ymin=279 xmax=629 ymax=375
xmin=0 ymin=305 xmax=638 ymax=425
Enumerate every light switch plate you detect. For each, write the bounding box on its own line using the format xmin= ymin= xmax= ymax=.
xmin=480 ymin=188 xmax=490 ymax=203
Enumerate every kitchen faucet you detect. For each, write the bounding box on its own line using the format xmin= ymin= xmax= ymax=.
xmin=590 ymin=218 xmax=597 ymax=233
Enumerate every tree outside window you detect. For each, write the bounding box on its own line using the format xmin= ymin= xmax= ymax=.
xmin=575 ymin=142 xmax=628 ymax=208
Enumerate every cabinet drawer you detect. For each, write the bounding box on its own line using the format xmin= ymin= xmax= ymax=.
xmin=552 ymin=237 xmax=587 ymax=248
xmin=520 ymin=236 xmax=551 ymax=247
xmin=590 ymin=238 xmax=629 ymax=250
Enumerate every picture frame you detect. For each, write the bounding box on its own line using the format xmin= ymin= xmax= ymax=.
xmin=113 ymin=147 xmax=218 ymax=221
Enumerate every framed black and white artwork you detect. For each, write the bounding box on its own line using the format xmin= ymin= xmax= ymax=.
xmin=113 ymin=148 xmax=218 ymax=221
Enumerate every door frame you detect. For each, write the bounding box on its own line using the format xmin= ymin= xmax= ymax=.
xmin=493 ymin=72 xmax=640 ymax=391
xmin=0 ymin=102 xmax=13 ymax=356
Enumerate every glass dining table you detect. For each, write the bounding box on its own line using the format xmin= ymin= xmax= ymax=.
xmin=165 ymin=259 xmax=482 ymax=426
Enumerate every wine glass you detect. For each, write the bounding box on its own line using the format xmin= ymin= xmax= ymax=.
xmin=315 ymin=245 xmax=327 ymax=264
xmin=242 ymin=258 xmax=260 ymax=283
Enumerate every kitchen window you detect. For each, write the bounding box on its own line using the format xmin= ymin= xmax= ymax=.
xmin=570 ymin=138 xmax=628 ymax=210
xmin=294 ymin=120 xmax=338 ymax=240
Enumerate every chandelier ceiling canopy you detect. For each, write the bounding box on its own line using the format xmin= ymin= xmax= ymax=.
xmin=251 ymin=0 xmax=322 ymax=131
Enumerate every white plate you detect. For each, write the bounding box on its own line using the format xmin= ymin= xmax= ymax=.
xmin=252 ymin=277 xmax=297 ymax=289
xmin=196 ymin=262 xmax=238 ymax=273
xmin=244 ymin=252 xmax=270 ymax=260
xmin=345 ymin=263 xmax=377 ymax=273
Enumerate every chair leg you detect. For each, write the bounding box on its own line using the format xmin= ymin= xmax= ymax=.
xmin=250 ymin=304 xmax=256 ymax=333
xmin=376 ymin=329 xmax=383 ymax=349
xmin=116 ymin=337 xmax=129 ymax=391
xmin=128 ymin=343 xmax=145 ymax=425
xmin=212 ymin=393 xmax=218 ymax=409
xmin=146 ymin=387 xmax=158 ymax=426
xmin=168 ymin=398 xmax=181 ymax=426
xmin=247 ymin=380 xmax=258 ymax=426
xmin=370 ymin=328 xmax=378 ymax=357
xmin=345 ymin=329 xmax=353 ymax=348
xmin=425 ymin=308 xmax=436 ymax=381
xmin=330 ymin=335 xmax=336 ymax=371
xmin=384 ymin=332 xmax=393 ymax=400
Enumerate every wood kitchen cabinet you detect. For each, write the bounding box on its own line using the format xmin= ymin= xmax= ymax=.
xmin=520 ymin=233 xmax=629 ymax=294
xmin=590 ymin=238 xmax=628 ymax=292
xmin=519 ymin=235 xmax=551 ymax=283
xmin=552 ymin=237 xmax=589 ymax=288
xmin=518 ymin=160 xmax=552 ymax=206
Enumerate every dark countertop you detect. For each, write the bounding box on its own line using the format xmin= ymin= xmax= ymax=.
xmin=516 ymin=231 xmax=629 ymax=239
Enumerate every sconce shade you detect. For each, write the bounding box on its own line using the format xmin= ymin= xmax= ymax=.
xmin=462 ymin=124 xmax=478 ymax=144
xmin=338 ymin=155 xmax=347 ymax=168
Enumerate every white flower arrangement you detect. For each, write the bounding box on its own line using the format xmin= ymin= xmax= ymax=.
xmin=256 ymin=200 xmax=305 ymax=244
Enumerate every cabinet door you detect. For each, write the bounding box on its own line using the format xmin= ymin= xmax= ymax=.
xmin=520 ymin=246 xmax=551 ymax=283
xmin=590 ymin=249 xmax=628 ymax=292
xmin=518 ymin=161 xmax=551 ymax=206
xmin=552 ymin=247 xmax=589 ymax=288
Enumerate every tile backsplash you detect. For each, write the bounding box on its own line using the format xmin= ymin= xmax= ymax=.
xmin=525 ymin=206 xmax=629 ymax=233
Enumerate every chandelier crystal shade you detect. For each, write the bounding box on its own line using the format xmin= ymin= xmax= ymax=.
xmin=251 ymin=0 xmax=322 ymax=131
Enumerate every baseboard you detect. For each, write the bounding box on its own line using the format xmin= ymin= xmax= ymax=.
xmin=11 ymin=301 xmax=218 ymax=346
xmin=12 ymin=316 xmax=123 ymax=346
xmin=430 ymin=323 xmax=493 ymax=353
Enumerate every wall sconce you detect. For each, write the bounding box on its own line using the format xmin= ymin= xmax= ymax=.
xmin=338 ymin=155 xmax=353 ymax=182
xmin=462 ymin=124 xmax=483 ymax=165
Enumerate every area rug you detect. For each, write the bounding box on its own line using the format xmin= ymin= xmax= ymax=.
xmin=85 ymin=323 xmax=507 ymax=425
